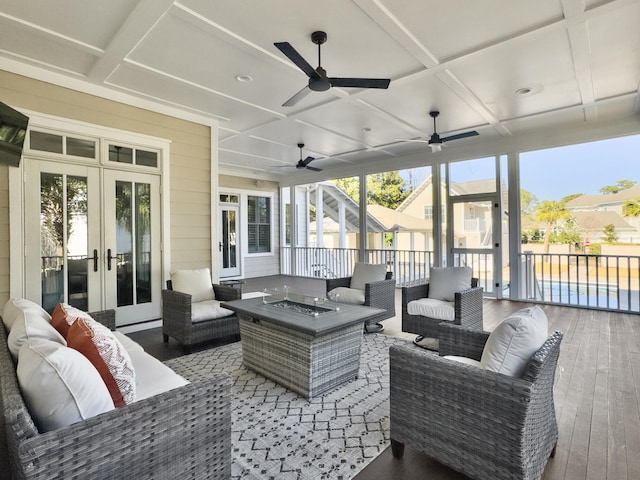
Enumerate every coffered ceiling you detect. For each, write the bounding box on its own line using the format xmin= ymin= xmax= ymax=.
xmin=1 ymin=0 xmax=639 ymax=183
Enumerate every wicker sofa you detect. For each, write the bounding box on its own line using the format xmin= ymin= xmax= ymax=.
xmin=1 ymin=303 xmax=231 ymax=480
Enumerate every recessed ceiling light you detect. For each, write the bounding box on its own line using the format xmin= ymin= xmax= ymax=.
xmin=235 ymin=74 xmax=253 ymax=83
xmin=514 ymin=83 xmax=543 ymax=97
xmin=362 ymin=127 xmax=373 ymax=132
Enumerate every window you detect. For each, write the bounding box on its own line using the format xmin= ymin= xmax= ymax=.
xmin=248 ymin=196 xmax=271 ymax=253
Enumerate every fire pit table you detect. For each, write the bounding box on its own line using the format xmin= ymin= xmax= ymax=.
xmin=222 ymin=293 xmax=384 ymax=398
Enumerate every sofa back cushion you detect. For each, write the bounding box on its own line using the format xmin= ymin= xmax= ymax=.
xmin=3 ymin=298 xmax=50 ymax=332
xmin=171 ymin=268 xmax=215 ymax=303
xmin=7 ymin=315 xmax=65 ymax=360
xmin=428 ymin=267 xmax=472 ymax=302
xmin=480 ymin=306 xmax=548 ymax=377
xmin=17 ymin=338 xmax=115 ymax=432
xmin=67 ymin=317 xmax=136 ymax=407
xmin=350 ymin=263 xmax=387 ymax=290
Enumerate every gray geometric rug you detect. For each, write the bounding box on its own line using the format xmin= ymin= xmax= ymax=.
xmin=165 ymin=333 xmax=410 ymax=480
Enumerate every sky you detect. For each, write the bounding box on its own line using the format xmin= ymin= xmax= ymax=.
xmin=397 ymin=134 xmax=640 ymax=202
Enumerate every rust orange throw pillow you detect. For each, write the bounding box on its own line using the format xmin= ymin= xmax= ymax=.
xmin=51 ymin=303 xmax=94 ymax=339
xmin=67 ymin=317 xmax=136 ymax=407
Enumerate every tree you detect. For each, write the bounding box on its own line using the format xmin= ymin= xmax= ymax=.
xmin=561 ymin=193 xmax=583 ymax=203
xmin=535 ymin=200 xmax=570 ymax=253
xmin=623 ymin=199 xmax=640 ymax=218
xmin=602 ymin=224 xmax=618 ymax=244
xmin=520 ymin=189 xmax=538 ymax=217
xmin=599 ymin=179 xmax=636 ymax=195
xmin=334 ymin=172 xmax=410 ymax=210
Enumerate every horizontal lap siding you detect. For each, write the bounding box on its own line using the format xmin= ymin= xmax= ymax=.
xmin=0 ymin=70 xmax=212 ymax=303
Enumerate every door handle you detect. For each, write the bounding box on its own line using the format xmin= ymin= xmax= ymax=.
xmin=107 ymin=249 xmax=118 ymax=271
xmin=86 ymin=249 xmax=99 ymax=272
xmin=219 ymin=241 xmax=223 ymax=251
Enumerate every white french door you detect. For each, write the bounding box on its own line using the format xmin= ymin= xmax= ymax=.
xmin=219 ymin=204 xmax=240 ymax=277
xmin=24 ymin=159 xmax=162 ymax=325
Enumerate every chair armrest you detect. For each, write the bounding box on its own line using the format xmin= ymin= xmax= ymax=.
xmin=89 ymin=309 xmax=116 ymax=331
xmin=364 ymin=278 xmax=396 ymax=311
xmin=401 ymin=284 xmax=429 ymax=315
xmin=454 ymin=286 xmax=484 ymax=330
xmin=20 ymin=374 xmax=232 ymax=479
xmin=162 ymin=289 xmax=193 ymax=327
xmin=438 ymin=323 xmax=490 ymax=360
xmin=326 ymin=276 xmax=351 ymax=292
xmin=213 ymin=284 xmax=242 ymax=301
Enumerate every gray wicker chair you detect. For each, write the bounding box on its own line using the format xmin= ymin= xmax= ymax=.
xmin=326 ymin=270 xmax=395 ymax=333
xmin=390 ymin=322 xmax=563 ymax=480
xmin=162 ymin=282 xmax=241 ymax=352
xmin=402 ymin=277 xmax=483 ymax=343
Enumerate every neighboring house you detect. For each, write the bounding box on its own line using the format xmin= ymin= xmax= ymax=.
xmin=565 ymin=186 xmax=640 ymax=243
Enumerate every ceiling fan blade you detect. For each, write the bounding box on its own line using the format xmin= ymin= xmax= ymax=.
xmin=282 ymin=85 xmax=312 ymax=107
xmin=306 ymin=165 xmax=322 ymax=172
xmin=274 ymin=42 xmax=318 ymax=78
xmin=395 ymin=138 xmax=430 ymax=143
xmin=329 ymin=77 xmax=390 ymax=89
xmin=441 ymin=130 xmax=479 ymax=142
xmin=302 ymin=156 xmax=315 ymax=166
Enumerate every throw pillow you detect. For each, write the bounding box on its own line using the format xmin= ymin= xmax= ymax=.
xmin=51 ymin=303 xmax=94 ymax=339
xmin=349 ymin=263 xmax=387 ymax=291
xmin=67 ymin=317 xmax=136 ymax=407
xmin=480 ymin=306 xmax=548 ymax=377
xmin=17 ymin=338 xmax=115 ymax=432
xmin=171 ymin=268 xmax=215 ymax=303
xmin=327 ymin=286 xmax=365 ymax=305
xmin=7 ymin=314 xmax=66 ymax=360
xmin=427 ymin=267 xmax=472 ymax=302
xmin=2 ymin=298 xmax=51 ymax=332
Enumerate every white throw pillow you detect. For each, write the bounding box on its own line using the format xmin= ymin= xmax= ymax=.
xmin=171 ymin=268 xmax=215 ymax=303
xmin=427 ymin=267 xmax=472 ymax=302
xmin=328 ymin=287 xmax=365 ymax=305
xmin=2 ymin=298 xmax=51 ymax=332
xmin=480 ymin=306 xmax=548 ymax=377
xmin=17 ymin=339 xmax=115 ymax=432
xmin=407 ymin=298 xmax=455 ymax=321
xmin=350 ymin=263 xmax=387 ymax=290
xmin=8 ymin=314 xmax=66 ymax=360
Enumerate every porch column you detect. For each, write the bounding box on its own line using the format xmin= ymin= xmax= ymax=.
xmin=338 ymin=201 xmax=346 ymax=249
xmin=358 ymin=173 xmax=367 ymax=262
xmin=289 ymin=186 xmax=297 ymax=275
xmin=316 ymin=184 xmax=324 ymax=248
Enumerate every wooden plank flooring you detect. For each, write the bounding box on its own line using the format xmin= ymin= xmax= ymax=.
xmin=129 ymin=277 xmax=640 ymax=480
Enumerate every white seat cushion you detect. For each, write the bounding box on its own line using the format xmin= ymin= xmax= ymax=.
xmin=191 ymin=300 xmax=235 ymax=322
xmin=480 ymin=306 xmax=548 ymax=377
xmin=171 ymin=268 xmax=215 ymax=303
xmin=407 ymin=298 xmax=455 ymax=321
xmin=17 ymin=339 xmax=115 ymax=432
xmin=428 ymin=267 xmax=472 ymax=302
xmin=128 ymin=349 xmax=189 ymax=401
xmin=328 ymin=287 xmax=365 ymax=305
xmin=3 ymin=298 xmax=51 ymax=332
xmin=350 ymin=263 xmax=387 ymax=290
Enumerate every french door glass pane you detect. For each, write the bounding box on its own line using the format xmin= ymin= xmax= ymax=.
xmin=116 ymin=181 xmax=133 ymax=307
xmin=136 ymin=183 xmax=151 ymax=304
xmin=222 ymin=209 xmax=237 ymax=268
xmin=40 ymin=173 xmax=88 ymax=312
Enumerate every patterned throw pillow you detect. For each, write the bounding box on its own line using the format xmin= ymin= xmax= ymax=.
xmin=67 ymin=317 xmax=136 ymax=407
xmin=51 ymin=303 xmax=94 ymax=339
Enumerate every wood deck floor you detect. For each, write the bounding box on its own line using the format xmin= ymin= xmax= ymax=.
xmin=130 ymin=276 xmax=640 ymax=480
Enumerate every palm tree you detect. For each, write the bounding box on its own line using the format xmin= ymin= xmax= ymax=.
xmin=535 ymin=200 xmax=569 ymax=254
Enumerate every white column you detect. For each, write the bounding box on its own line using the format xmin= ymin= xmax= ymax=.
xmin=338 ymin=201 xmax=346 ymax=249
xmin=316 ymin=184 xmax=324 ymax=248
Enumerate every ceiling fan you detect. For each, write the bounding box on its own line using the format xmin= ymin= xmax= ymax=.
xmin=402 ymin=111 xmax=479 ymax=152
xmin=274 ymin=31 xmax=391 ymax=107
xmin=279 ymin=143 xmax=322 ymax=171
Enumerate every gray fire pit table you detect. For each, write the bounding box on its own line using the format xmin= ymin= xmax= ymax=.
xmin=222 ymin=295 xmax=384 ymax=398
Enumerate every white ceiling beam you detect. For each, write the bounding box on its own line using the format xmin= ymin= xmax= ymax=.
xmin=87 ymin=0 xmax=176 ymax=82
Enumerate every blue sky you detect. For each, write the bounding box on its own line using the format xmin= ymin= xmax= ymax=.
xmin=398 ymin=134 xmax=640 ymax=202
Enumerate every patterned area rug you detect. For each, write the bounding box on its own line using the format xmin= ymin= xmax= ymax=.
xmin=164 ymin=333 xmax=410 ymax=480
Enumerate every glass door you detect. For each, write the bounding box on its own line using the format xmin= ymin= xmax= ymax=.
xmin=219 ymin=204 xmax=240 ymax=277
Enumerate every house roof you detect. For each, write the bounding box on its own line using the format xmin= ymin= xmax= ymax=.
xmin=565 ymin=185 xmax=640 ymax=209
xmin=570 ymin=210 xmax=635 ymax=232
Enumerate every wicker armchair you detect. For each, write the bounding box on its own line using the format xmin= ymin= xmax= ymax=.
xmin=326 ymin=270 xmax=395 ymax=333
xmin=402 ymin=276 xmax=483 ymax=343
xmin=162 ymin=281 xmax=241 ymax=353
xmin=390 ymin=322 xmax=563 ymax=480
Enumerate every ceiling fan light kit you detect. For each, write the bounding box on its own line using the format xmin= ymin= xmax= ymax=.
xmin=275 ymin=31 xmax=391 ymax=106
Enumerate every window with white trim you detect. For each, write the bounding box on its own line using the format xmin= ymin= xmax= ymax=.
xmin=248 ymin=195 xmax=271 ymax=253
